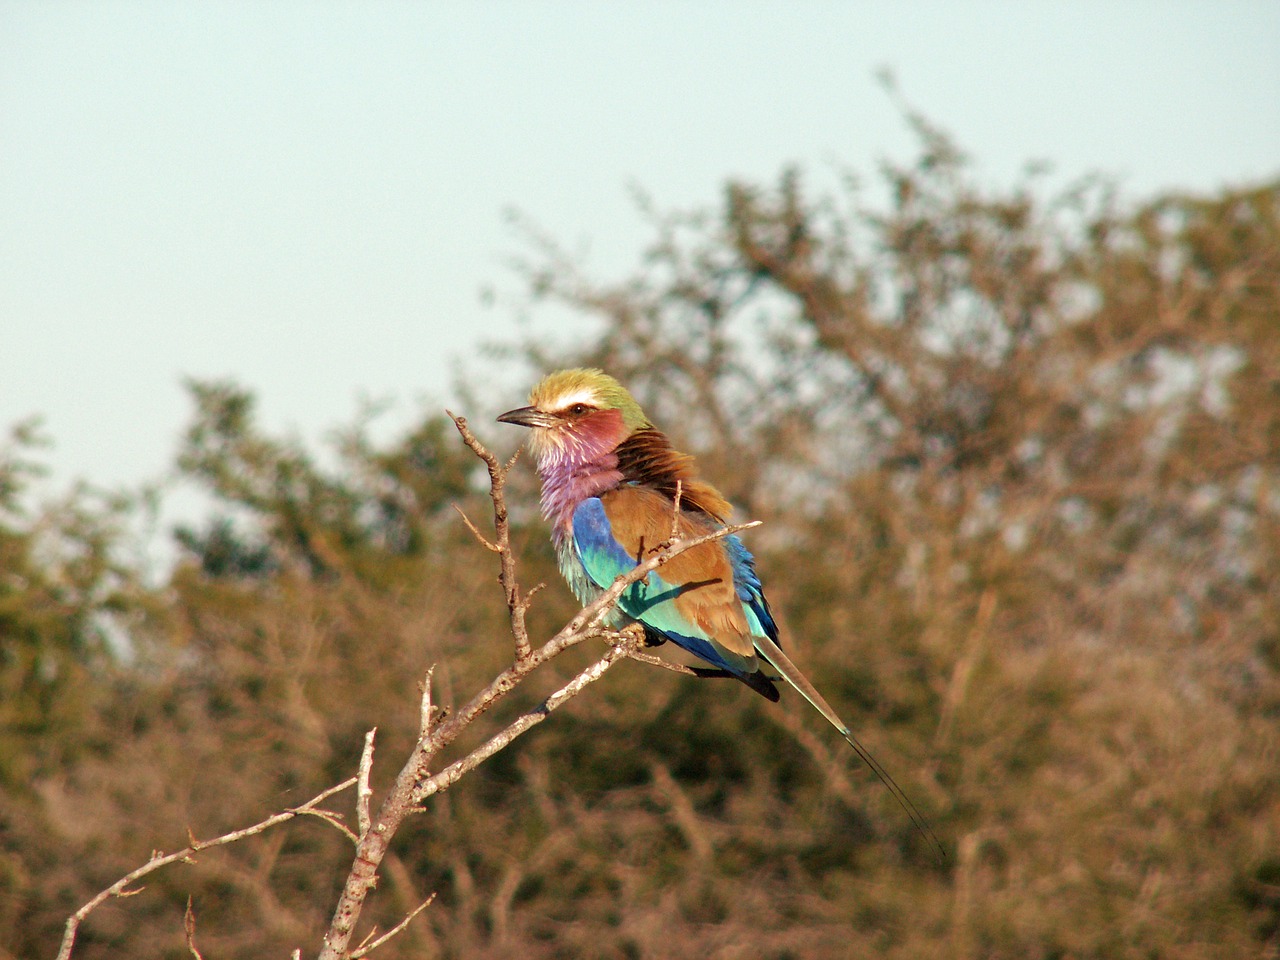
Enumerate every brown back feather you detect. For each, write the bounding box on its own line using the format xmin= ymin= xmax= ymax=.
xmin=598 ymin=486 xmax=756 ymax=662
xmin=614 ymin=429 xmax=733 ymax=523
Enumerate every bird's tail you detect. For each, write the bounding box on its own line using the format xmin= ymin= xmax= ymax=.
xmin=753 ymin=633 xmax=945 ymax=862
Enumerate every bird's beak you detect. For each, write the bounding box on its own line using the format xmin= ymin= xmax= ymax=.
xmin=497 ymin=405 xmax=557 ymax=429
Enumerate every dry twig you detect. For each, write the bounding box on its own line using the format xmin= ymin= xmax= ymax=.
xmin=357 ymin=728 xmax=377 ymax=840
xmin=348 ymin=894 xmax=437 ymax=960
xmin=418 ymin=666 xmax=435 ymax=740
xmin=183 ymin=897 xmax=205 ymax=960
xmin=56 ymin=777 xmax=358 ymax=960
xmin=449 ymin=412 xmax=534 ymax=662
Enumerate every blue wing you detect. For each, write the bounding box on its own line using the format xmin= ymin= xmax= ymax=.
xmin=723 ymin=533 xmax=780 ymax=648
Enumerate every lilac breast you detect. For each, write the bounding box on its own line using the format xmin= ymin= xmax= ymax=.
xmin=539 ymin=454 xmax=623 ymax=544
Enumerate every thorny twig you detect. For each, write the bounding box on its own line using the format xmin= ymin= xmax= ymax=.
xmin=295 ymin=807 xmax=359 ymax=847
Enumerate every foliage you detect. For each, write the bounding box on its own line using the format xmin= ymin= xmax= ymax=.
xmin=0 ymin=420 xmax=158 ymax=951
xmin=2 ymin=123 xmax=1278 ymax=958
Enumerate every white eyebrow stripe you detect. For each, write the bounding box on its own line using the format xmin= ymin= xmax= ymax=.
xmin=545 ymin=386 xmax=601 ymax=412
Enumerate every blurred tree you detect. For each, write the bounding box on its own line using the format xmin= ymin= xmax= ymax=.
xmin=500 ymin=114 xmax=1280 ymax=957
xmin=0 ymin=420 xmax=144 ymax=784
xmin=4 ymin=117 xmax=1278 ymax=959
xmin=0 ymin=420 xmax=157 ymax=950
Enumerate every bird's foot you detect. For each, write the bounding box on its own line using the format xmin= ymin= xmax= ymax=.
xmin=601 ymin=623 xmax=649 ymax=653
xmin=618 ymin=623 xmax=649 ymax=649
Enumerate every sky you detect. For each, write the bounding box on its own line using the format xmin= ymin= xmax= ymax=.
xmin=2 ymin=1 xmax=1278 ymax=519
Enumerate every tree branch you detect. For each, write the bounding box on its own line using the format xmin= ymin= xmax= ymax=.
xmin=61 ymin=413 xmax=766 ymax=960
xmin=349 ymin=894 xmax=437 ymax=959
xmin=413 ymin=639 xmax=633 ymax=804
xmin=448 ymin=411 xmax=533 ymax=662
xmin=356 ymin=729 xmax=377 ymax=840
xmin=418 ymin=666 xmax=435 ymax=740
xmin=619 ymin=644 xmax=741 ymax=680
xmin=316 ymin=418 xmax=759 ymax=960
xmin=56 ymin=777 xmax=359 ymax=960
xmin=183 ymin=897 xmax=205 ymax=960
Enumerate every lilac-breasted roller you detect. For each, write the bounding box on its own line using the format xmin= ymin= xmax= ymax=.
xmin=499 ymin=368 xmax=938 ymax=853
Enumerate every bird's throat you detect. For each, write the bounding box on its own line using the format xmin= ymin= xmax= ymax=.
xmin=538 ymin=453 xmax=623 ymax=543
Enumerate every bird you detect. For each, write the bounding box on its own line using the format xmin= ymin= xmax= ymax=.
xmin=498 ymin=367 xmax=940 ymax=856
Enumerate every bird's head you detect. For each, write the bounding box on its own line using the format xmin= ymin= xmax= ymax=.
xmin=498 ymin=368 xmax=650 ymax=465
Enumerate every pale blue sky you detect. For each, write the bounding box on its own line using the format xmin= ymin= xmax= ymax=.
xmin=2 ymin=1 xmax=1278 ymax=504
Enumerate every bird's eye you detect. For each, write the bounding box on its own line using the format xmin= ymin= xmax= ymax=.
xmin=567 ymin=403 xmax=591 ymax=416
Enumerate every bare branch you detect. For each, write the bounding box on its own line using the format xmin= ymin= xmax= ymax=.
xmin=293 ymin=807 xmax=359 ymax=846
xmin=317 ymin=418 xmax=763 ymax=960
xmin=57 ymin=777 xmax=358 ymax=960
xmin=357 ymin=729 xmax=377 ymax=840
xmin=448 ymin=411 xmax=533 ymax=662
xmin=620 ymin=645 xmax=740 ymax=681
xmin=321 ymin=558 xmax=743 ymax=956
xmin=669 ymin=478 xmax=683 ymax=543
xmin=183 ymin=897 xmax=205 ymax=960
xmin=348 ymin=894 xmax=437 ymax=960
xmin=452 ymin=504 xmax=500 ymax=552
xmin=413 ymin=640 xmax=633 ymax=804
xmin=418 ymin=666 xmax=435 ymax=741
